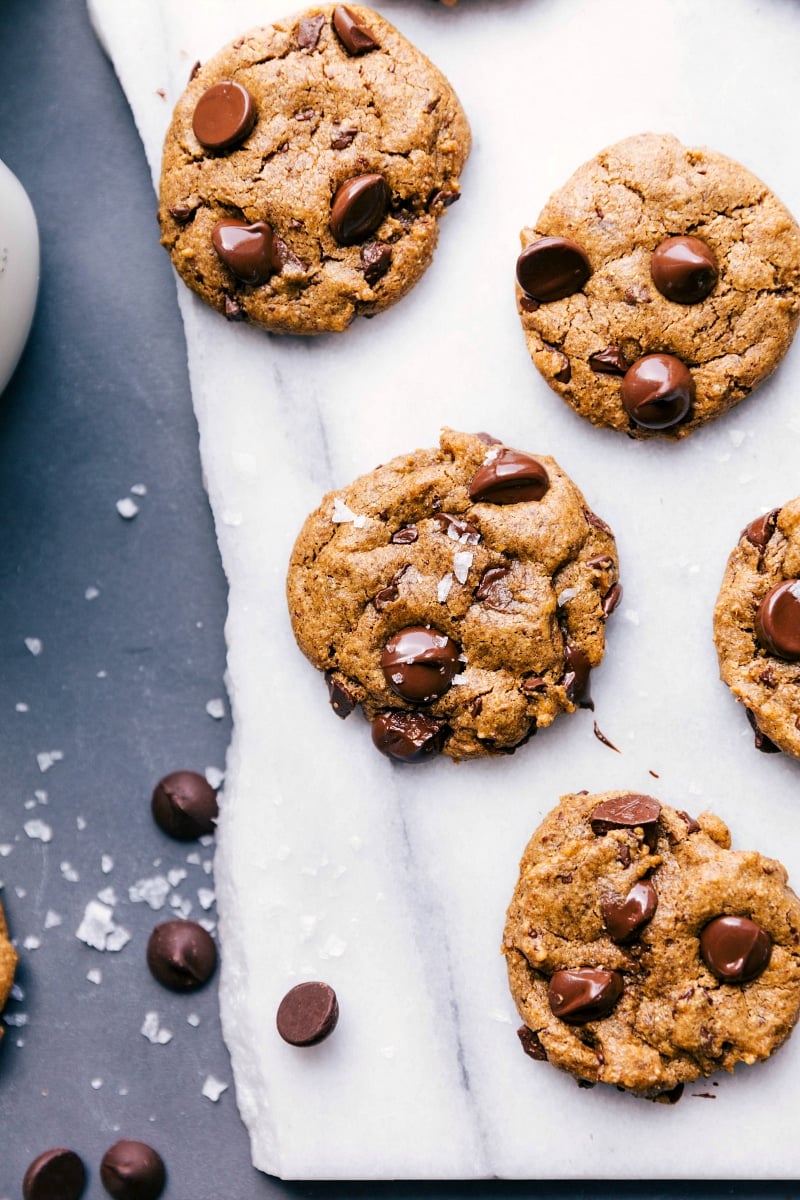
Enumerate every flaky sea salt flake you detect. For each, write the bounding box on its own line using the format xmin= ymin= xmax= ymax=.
xmin=15 ymin=702 xmax=29 ymax=713
xmin=116 ymin=497 xmax=139 ymax=519
xmin=205 ymin=698 xmax=225 ymax=720
xmin=331 ymin=497 xmax=367 ymax=527
xmin=141 ymin=1011 xmax=173 ymax=1045
xmin=198 ymin=888 xmax=215 ymax=911
xmin=36 ymin=751 xmax=63 ymax=773
xmin=453 ymin=551 xmax=473 ymax=584
xmin=437 ymin=573 xmax=453 ymax=603
xmin=23 ymin=936 xmax=41 ymax=951
xmin=44 ymin=910 xmax=62 ymax=929
xmin=201 ymin=1075 xmax=228 ymax=1102
xmin=129 ymin=875 xmax=170 ymax=910
xmin=24 ymin=637 xmax=42 ymax=656
xmin=86 ymin=968 xmax=102 ymax=985
xmin=84 ymin=586 xmax=100 ymax=601
xmin=187 ymin=1013 xmax=200 ymax=1027
xmin=205 ymin=767 xmax=224 ymax=790
xmin=24 ymin=819 xmax=52 ymax=843
xmin=130 ymin=483 xmax=147 ymax=496
xmin=101 ymin=854 xmax=114 ymax=874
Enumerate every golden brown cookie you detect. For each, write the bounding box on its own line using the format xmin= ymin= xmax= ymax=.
xmin=287 ymin=429 xmax=621 ymax=762
xmin=714 ymin=498 xmax=800 ymax=757
xmin=504 ymin=791 xmax=800 ymax=1097
xmin=515 ymin=133 xmax=800 ymax=438
xmin=0 ymin=902 xmax=17 ymax=1040
xmin=158 ymin=5 xmax=470 ymax=334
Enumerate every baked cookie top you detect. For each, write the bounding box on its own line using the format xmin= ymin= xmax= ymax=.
xmin=0 ymin=903 xmax=17 ymax=1041
xmin=504 ymin=791 xmax=800 ymax=1097
xmin=714 ymin=498 xmax=800 ymax=757
xmin=158 ymin=4 xmax=470 ymax=335
xmin=287 ymin=429 xmax=620 ymax=762
xmin=516 ymin=133 xmax=800 ymax=439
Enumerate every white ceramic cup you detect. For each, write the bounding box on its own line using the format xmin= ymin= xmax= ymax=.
xmin=0 ymin=158 xmax=40 ymax=395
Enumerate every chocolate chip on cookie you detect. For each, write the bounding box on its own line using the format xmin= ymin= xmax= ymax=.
xmin=287 ymin=429 xmax=620 ymax=762
xmin=516 ymin=133 xmax=800 ymax=438
xmin=504 ymin=790 xmax=800 ymax=1096
xmin=159 ymin=5 xmax=470 ymax=334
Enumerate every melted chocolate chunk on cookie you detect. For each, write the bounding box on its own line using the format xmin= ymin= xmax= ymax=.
xmin=650 ymin=235 xmax=718 ymax=304
xmin=516 ymin=236 xmax=591 ymax=303
xmin=330 ymin=174 xmax=388 ymax=245
xmin=755 ymin=579 xmax=800 ymax=660
xmin=589 ymin=346 xmax=627 ymax=375
xmin=517 ymin=1025 xmax=548 ymax=1061
xmin=277 ymin=981 xmax=339 ymax=1045
xmin=548 ymin=968 xmax=623 ymax=1024
xmin=621 ymin=353 xmax=695 ymax=430
xmin=742 ymin=508 xmax=780 ymax=554
xmin=700 ymin=915 xmax=772 ymax=983
xmin=745 ymin=706 xmax=782 ymax=753
xmin=371 ymin=710 xmax=448 ymax=761
xmin=212 ymin=220 xmax=276 ymax=285
xmin=391 ymin=524 xmax=418 ymax=544
xmin=192 ymin=80 xmax=256 ymax=152
xmin=297 ymin=14 xmax=325 ymax=49
xmin=381 ymin=626 xmax=461 ymax=703
xmin=590 ymin=793 xmax=661 ymax=838
xmin=475 ymin=565 xmax=511 ymax=610
xmin=562 ymin=644 xmax=592 ymax=707
xmin=469 ymin=449 xmax=549 ymax=505
xmin=602 ymin=880 xmax=658 ymax=944
xmin=333 ymin=5 xmax=378 ymax=54
xmin=360 ymin=241 xmax=392 ymax=285
xmin=325 ymin=671 xmax=356 ymax=718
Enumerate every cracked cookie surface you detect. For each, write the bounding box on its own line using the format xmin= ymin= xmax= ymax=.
xmin=516 ymin=133 xmax=800 ymax=438
xmin=0 ymin=903 xmax=17 ymax=1042
xmin=504 ymin=790 xmax=800 ymax=1096
xmin=286 ymin=429 xmax=620 ymax=762
xmin=714 ymin=497 xmax=800 ymax=757
xmin=158 ymin=4 xmax=470 ymax=334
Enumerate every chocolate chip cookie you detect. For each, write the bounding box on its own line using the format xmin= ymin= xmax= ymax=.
xmin=287 ymin=429 xmax=621 ymax=762
xmin=0 ymin=903 xmax=17 ymax=1039
xmin=504 ymin=790 xmax=800 ymax=1097
xmin=516 ymin=133 xmax=800 ymax=438
xmin=159 ymin=5 xmax=470 ymax=334
xmin=714 ymin=498 xmax=800 ymax=757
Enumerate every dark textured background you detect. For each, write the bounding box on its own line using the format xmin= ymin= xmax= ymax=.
xmin=0 ymin=1 xmax=794 ymax=1195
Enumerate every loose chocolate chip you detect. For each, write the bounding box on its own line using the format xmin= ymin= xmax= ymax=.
xmin=562 ymin=644 xmax=591 ymax=707
xmin=146 ymin=920 xmax=217 ymax=991
xmin=325 ymin=672 xmax=356 ymax=718
xmin=332 ymin=5 xmax=378 ymax=54
xmin=469 ymin=449 xmax=549 ymax=505
xmin=602 ymin=582 xmax=623 ymax=617
xmin=100 ymin=1141 xmax=165 ymax=1200
xmin=277 ymin=981 xmax=339 ymax=1045
xmin=476 ymin=565 xmax=511 ymax=610
xmin=517 ymin=1025 xmax=548 ymax=1061
xmin=589 ymin=346 xmax=627 ymax=375
xmin=548 ymin=968 xmax=623 ymax=1025
xmin=678 ymin=810 xmax=701 ymax=834
xmin=361 ymin=241 xmax=392 ymax=285
xmin=745 ymin=707 xmax=781 ymax=753
xmin=192 ymin=80 xmax=256 ymax=152
xmin=515 ymin=236 xmax=591 ymax=302
xmin=553 ymin=353 xmax=571 ymax=384
xmin=391 ymin=525 xmax=418 ymax=544
xmin=755 ymin=579 xmax=800 ymax=660
xmin=297 ymin=14 xmax=325 ymax=49
xmin=742 ymin=508 xmax=780 ymax=551
xmin=211 ymin=219 xmax=276 ymax=285
xmin=620 ymin=353 xmax=695 ymax=431
xmin=381 ymin=626 xmax=461 ymax=703
xmin=700 ymin=915 xmax=772 ymax=983
xmin=223 ymin=294 xmax=246 ymax=321
xmin=435 ymin=513 xmax=481 ymax=544
xmin=583 ymin=508 xmax=613 ymax=536
xmin=371 ymin=710 xmax=447 ymax=761
xmin=23 ymin=1149 xmax=86 ymax=1200
xmin=602 ymin=880 xmax=658 ymax=944
xmin=330 ymin=174 xmax=388 ymax=245
xmin=331 ymin=129 xmax=358 ymax=150
xmin=651 ymin=235 xmax=718 ymax=304
xmin=168 ymin=203 xmax=194 ymax=223
xmin=151 ymin=770 xmax=218 ymax=840
xmin=590 ymin=793 xmax=662 ymax=837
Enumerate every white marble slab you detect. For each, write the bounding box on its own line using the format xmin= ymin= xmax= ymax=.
xmin=90 ymin=0 xmax=800 ymax=1180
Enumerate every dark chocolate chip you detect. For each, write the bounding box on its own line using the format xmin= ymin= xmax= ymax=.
xmin=272 ymin=236 xmax=306 ymax=273
xmin=593 ymin=721 xmax=619 ymax=752
xmin=381 ymin=626 xmax=461 ymax=703
xmin=476 ymin=564 xmax=511 ymax=609
xmin=474 ymin=432 xmax=502 ymax=445
xmin=700 ymin=915 xmax=772 ymax=983
xmin=589 ymin=346 xmax=627 ymax=375
xmin=330 ymin=174 xmax=388 ymax=245
xmin=391 ymin=525 xmax=418 ymax=545
xmin=602 ymin=582 xmax=623 ymax=617
xmin=620 ymin=353 xmax=695 ymax=431
xmin=325 ymin=672 xmax=356 ymax=718
xmin=651 ymin=235 xmax=718 ymax=304
xmin=562 ymin=644 xmax=591 ymax=707
xmin=277 ymin=981 xmax=339 ymax=1045
xmin=192 ymin=80 xmax=256 ymax=152
xmin=547 ymin=968 xmax=623 ymax=1024
xmin=151 ymin=770 xmax=218 ymax=840
xmin=553 ymin=353 xmax=571 ymax=384
xmin=742 ymin=508 xmax=780 ymax=552
xmin=587 ymin=554 xmax=614 ymax=570
xmin=361 ymin=241 xmax=392 ymax=285
xmin=100 ymin=1141 xmax=165 ymax=1200
xmin=297 ymin=14 xmax=325 ymax=49
xmin=212 ymin=219 xmax=275 ymax=285
xmin=583 ymin=508 xmax=613 ymax=536
xmin=745 ymin=707 xmax=781 ymax=753
xmin=517 ymin=1025 xmax=547 ymax=1061
xmin=332 ymin=5 xmax=378 ymax=54
xmin=223 ymin=294 xmax=246 ymax=321
xmin=434 ymin=513 xmax=481 ymax=544
xmin=168 ymin=203 xmax=194 ymax=224
xmin=516 ymin=236 xmax=591 ymax=302
xmin=371 ymin=710 xmax=447 ymax=761
xmin=429 ymin=188 xmax=460 ymax=209
xmin=521 ymin=675 xmax=546 ymax=693
xmin=678 ymin=810 xmax=701 ymax=834
xmin=146 ymin=920 xmax=217 ymax=991
xmin=188 ymin=61 xmax=201 ymax=82
xmin=656 ymin=1082 xmax=685 ymax=1104
xmin=602 ymin=880 xmax=658 ymax=944
xmin=755 ymin=579 xmax=800 ymax=661
xmin=374 ymin=584 xmax=399 ymax=610
xmin=331 ymin=129 xmax=358 ymax=150
xmin=23 ymin=1149 xmax=86 ymax=1200
xmin=519 ymin=297 xmax=539 ymax=313
xmin=590 ymin=793 xmax=661 ymax=837
xmin=468 ymin=449 xmax=549 ymax=505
